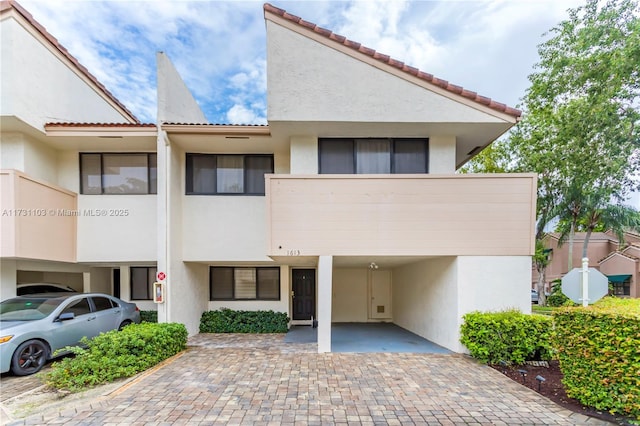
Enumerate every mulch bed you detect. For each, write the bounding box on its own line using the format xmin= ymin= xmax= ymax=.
xmin=490 ymin=360 xmax=635 ymax=425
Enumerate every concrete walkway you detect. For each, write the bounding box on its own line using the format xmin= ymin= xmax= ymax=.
xmin=4 ymin=334 xmax=613 ymax=425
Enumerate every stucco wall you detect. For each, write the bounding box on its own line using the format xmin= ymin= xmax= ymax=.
xmin=1 ymin=17 xmax=130 ymax=129
xmin=332 ymin=268 xmax=368 ymax=322
xmin=393 ymin=256 xmax=531 ymax=353
xmin=266 ymin=22 xmax=504 ymax=125
xmin=76 ymin=195 xmax=156 ymax=262
xmin=183 ymin=196 xmax=270 ymax=262
xmin=0 ymin=133 xmax=58 ymax=184
xmin=392 ymin=257 xmax=459 ymax=351
xmin=290 ymin=136 xmax=318 ymax=174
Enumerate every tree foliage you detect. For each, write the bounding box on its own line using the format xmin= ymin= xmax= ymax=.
xmin=465 ymin=0 xmax=640 ymax=267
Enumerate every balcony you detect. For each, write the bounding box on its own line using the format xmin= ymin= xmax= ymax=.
xmin=266 ymin=174 xmax=537 ymax=261
xmin=0 ymin=169 xmax=77 ymax=262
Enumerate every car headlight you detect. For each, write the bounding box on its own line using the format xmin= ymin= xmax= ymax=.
xmin=0 ymin=335 xmax=14 ymax=344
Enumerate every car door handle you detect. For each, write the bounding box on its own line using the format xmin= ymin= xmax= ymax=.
xmin=88 ymin=316 xmax=97 ymax=321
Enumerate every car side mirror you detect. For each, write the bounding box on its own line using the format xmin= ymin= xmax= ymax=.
xmin=56 ymin=312 xmax=75 ymax=322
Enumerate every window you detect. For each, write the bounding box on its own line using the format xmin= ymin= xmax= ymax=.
xmin=61 ymin=298 xmax=92 ymax=317
xmin=319 ymin=138 xmax=428 ymax=174
xmin=613 ymin=280 xmax=631 ymax=296
xmin=92 ymin=297 xmax=115 ymax=311
xmin=210 ymin=267 xmax=280 ymax=300
xmin=131 ymin=267 xmax=157 ymax=300
xmin=80 ymin=153 xmax=157 ymax=194
xmin=186 ymin=154 xmax=273 ymax=195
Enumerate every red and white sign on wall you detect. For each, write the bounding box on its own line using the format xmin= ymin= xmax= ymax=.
xmin=157 ymin=271 xmax=166 ymax=282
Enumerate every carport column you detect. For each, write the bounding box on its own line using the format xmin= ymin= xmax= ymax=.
xmin=317 ymin=255 xmax=333 ymax=353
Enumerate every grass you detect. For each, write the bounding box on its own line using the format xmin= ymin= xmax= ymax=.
xmin=532 ymin=305 xmax=558 ymax=316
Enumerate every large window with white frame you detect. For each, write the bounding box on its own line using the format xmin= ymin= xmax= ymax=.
xmin=209 ymin=267 xmax=280 ymax=300
xmin=318 ymin=138 xmax=428 ymax=174
xmin=80 ymin=153 xmax=157 ymax=194
xmin=186 ymin=154 xmax=273 ymax=195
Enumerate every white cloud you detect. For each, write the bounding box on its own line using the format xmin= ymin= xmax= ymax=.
xmin=226 ymin=103 xmax=265 ymax=125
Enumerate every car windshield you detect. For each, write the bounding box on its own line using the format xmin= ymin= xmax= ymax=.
xmin=0 ymin=298 xmax=63 ymax=321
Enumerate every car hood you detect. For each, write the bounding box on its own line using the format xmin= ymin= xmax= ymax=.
xmin=0 ymin=321 xmax=33 ymax=331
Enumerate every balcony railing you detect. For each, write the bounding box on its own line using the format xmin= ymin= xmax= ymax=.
xmin=266 ymin=174 xmax=537 ymax=259
xmin=0 ymin=169 xmax=77 ymax=262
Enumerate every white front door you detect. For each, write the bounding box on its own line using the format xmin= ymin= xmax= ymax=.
xmin=369 ymin=270 xmax=392 ymax=319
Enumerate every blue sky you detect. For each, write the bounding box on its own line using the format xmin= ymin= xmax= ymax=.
xmin=20 ymin=0 xmax=585 ymax=124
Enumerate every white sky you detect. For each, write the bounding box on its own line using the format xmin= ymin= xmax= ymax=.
xmin=18 ymin=0 xmax=586 ymax=125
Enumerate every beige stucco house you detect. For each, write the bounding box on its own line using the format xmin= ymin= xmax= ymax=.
xmin=0 ymin=1 xmax=537 ymax=353
xmin=534 ymin=231 xmax=640 ymax=298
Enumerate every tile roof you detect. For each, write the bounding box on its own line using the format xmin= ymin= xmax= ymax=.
xmin=45 ymin=122 xmax=156 ymax=128
xmin=162 ymin=122 xmax=268 ymax=127
xmin=599 ymin=251 xmax=639 ymax=264
xmin=1 ymin=0 xmax=139 ymax=124
xmin=263 ymin=3 xmax=521 ymax=119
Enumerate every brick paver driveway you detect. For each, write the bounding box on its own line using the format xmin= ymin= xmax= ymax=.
xmin=7 ymin=334 xmax=611 ymax=425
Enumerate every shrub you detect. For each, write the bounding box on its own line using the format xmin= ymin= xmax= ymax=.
xmin=200 ymin=308 xmax=289 ymax=333
xmin=546 ymin=279 xmax=575 ymax=307
xmin=43 ymin=322 xmax=187 ymax=392
xmin=460 ymin=309 xmax=553 ymax=364
xmin=140 ymin=310 xmax=158 ymax=323
xmin=553 ymin=298 xmax=640 ymax=420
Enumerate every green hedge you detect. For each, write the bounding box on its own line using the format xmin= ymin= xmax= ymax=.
xmin=460 ymin=309 xmax=553 ymax=364
xmin=140 ymin=310 xmax=158 ymax=323
xmin=200 ymin=308 xmax=289 ymax=333
xmin=553 ymin=298 xmax=640 ymax=419
xmin=546 ymin=279 xmax=576 ymax=307
xmin=43 ymin=322 xmax=187 ymax=392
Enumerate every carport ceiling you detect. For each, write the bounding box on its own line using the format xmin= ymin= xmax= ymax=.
xmin=333 ymin=256 xmax=440 ymax=269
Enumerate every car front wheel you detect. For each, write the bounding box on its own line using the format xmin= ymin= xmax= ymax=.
xmin=118 ymin=320 xmax=132 ymax=331
xmin=11 ymin=340 xmax=48 ymax=376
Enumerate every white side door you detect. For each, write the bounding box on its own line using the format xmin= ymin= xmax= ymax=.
xmin=369 ymin=270 xmax=392 ymax=319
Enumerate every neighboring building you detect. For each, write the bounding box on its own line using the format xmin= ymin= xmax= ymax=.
xmin=533 ymin=231 xmax=639 ymax=298
xmin=0 ymin=1 xmax=537 ymax=353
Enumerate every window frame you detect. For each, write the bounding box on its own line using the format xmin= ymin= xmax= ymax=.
xmin=318 ymin=138 xmax=429 ymax=174
xmin=209 ymin=266 xmax=281 ymax=301
xmin=130 ymin=266 xmax=157 ymax=301
xmin=612 ymin=280 xmax=631 ymax=296
xmin=79 ymin=153 xmax=157 ymax=195
xmin=185 ymin=153 xmax=274 ymax=196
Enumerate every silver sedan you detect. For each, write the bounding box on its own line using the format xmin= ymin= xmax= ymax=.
xmin=0 ymin=293 xmax=141 ymax=376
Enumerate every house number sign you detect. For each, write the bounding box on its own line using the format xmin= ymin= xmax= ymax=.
xmin=286 ymin=249 xmax=301 ymax=256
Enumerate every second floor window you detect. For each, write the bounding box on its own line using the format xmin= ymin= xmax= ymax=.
xmin=80 ymin=153 xmax=157 ymax=194
xmin=186 ymin=154 xmax=273 ymax=195
xmin=319 ymin=138 xmax=428 ymax=174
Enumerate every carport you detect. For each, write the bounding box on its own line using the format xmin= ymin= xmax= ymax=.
xmin=285 ymin=323 xmax=451 ymax=353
